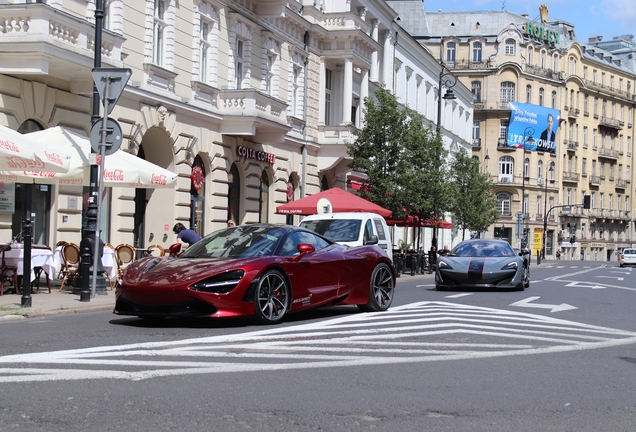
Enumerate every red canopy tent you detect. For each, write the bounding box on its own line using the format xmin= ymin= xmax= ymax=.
xmin=275 ymin=187 xmax=392 ymax=218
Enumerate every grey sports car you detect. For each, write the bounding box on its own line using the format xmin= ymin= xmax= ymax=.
xmin=435 ymin=239 xmax=530 ymax=291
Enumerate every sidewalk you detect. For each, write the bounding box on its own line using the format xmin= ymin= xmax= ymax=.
xmin=0 ymin=277 xmax=115 ymax=321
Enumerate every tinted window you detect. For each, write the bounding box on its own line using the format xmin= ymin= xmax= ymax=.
xmin=624 ymin=250 xmax=636 ymax=255
xmin=373 ymin=219 xmax=387 ymax=240
xmin=182 ymin=225 xmax=286 ymax=258
xmin=280 ymin=231 xmax=330 ymax=256
xmin=452 ymin=241 xmax=515 ymax=258
xmin=363 ymin=220 xmax=373 ymax=243
xmin=300 ymin=219 xmax=361 ymax=242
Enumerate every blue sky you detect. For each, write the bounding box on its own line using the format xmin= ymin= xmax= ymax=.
xmin=424 ymin=0 xmax=636 ymax=42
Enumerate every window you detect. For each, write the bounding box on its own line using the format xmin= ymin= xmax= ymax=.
xmin=500 ymin=82 xmax=515 ymax=103
xmin=593 ymin=129 xmax=597 ymax=149
xmin=325 ymin=68 xmax=332 ymax=126
xmin=471 ymin=81 xmax=482 ymax=102
xmin=199 ymin=21 xmax=210 ymax=82
xmin=528 ymin=47 xmax=533 ymax=65
xmin=500 ymin=120 xmax=509 ymax=139
xmin=497 ymin=193 xmax=511 ymax=215
xmin=540 ymin=50 xmax=546 ymax=69
xmin=539 ymin=88 xmax=544 ymax=106
xmin=583 ymin=66 xmax=588 ymax=79
xmin=549 ymin=162 xmax=555 ymax=180
xmin=499 ymin=156 xmax=514 ymax=178
xmin=291 ymin=67 xmax=301 ymax=117
xmin=473 ymin=120 xmax=481 ymax=140
xmin=582 ymin=158 xmax=587 ymax=174
xmin=538 ymin=160 xmax=544 ymax=179
xmin=583 ymin=126 xmax=588 ymax=147
xmin=505 ymin=39 xmax=515 ymax=55
xmin=446 ymin=41 xmax=456 ymax=62
xmin=526 ymin=85 xmax=532 ymax=103
xmin=551 ymin=91 xmax=557 ymax=109
xmin=103 ymin=0 xmax=113 ymax=31
xmin=594 ymin=97 xmax=598 ymax=117
xmin=553 ymin=54 xmax=559 ymax=72
xmin=153 ymin=0 xmax=166 ymax=65
xmin=524 ymin=158 xmax=530 ymax=178
xmin=472 ymin=42 xmax=482 ymax=62
xmin=235 ymin=39 xmax=244 ymax=89
xmin=265 ymin=54 xmax=274 ymax=95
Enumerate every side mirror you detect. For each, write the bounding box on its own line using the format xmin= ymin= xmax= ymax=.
xmin=168 ymin=243 xmax=182 ymax=257
xmin=288 ymin=243 xmax=316 ymax=262
xmin=364 ymin=235 xmax=379 ymax=246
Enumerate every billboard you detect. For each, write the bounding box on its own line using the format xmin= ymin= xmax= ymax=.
xmin=506 ymin=102 xmax=560 ymax=154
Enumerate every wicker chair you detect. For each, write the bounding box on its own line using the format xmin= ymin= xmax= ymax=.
xmin=59 ymin=243 xmax=81 ymax=291
xmin=0 ymin=244 xmax=18 ymax=296
xmin=146 ymin=244 xmax=165 ymax=257
xmin=115 ymin=244 xmax=136 ymax=282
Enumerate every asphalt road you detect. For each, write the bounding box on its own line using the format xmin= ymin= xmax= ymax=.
xmin=1 ymin=260 xmax=635 ymax=431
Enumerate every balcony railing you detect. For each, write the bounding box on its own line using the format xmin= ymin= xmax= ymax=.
xmin=525 ymin=65 xmax=562 ymax=80
xmin=589 ymin=175 xmax=601 ymax=186
xmin=616 ymin=179 xmax=627 ymax=188
xmin=219 ymin=89 xmax=289 ymax=133
xmin=599 ymin=116 xmax=622 ymax=129
xmin=562 ymin=171 xmax=580 ymax=182
xmin=447 ymin=59 xmax=495 ymax=70
xmin=598 ymin=147 xmax=619 ymax=159
xmin=472 ymin=138 xmax=482 ymax=148
xmin=566 ymin=140 xmax=579 ymax=151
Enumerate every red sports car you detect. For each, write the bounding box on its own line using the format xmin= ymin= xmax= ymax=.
xmin=114 ymin=224 xmax=396 ymax=324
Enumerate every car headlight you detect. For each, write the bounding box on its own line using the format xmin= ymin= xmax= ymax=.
xmin=502 ymin=261 xmax=518 ymax=270
xmin=189 ymin=270 xmax=245 ymax=293
xmin=438 ymin=261 xmax=452 ymax=269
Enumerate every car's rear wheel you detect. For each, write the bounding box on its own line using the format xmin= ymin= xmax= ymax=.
xmin=358 ymin=263 xmax=394 ymax=312
xmin=254 ymin=270 xmax=290 ymax=324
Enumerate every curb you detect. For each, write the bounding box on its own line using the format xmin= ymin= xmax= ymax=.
xmin=0 ymin=304 xmax=114 ymax=321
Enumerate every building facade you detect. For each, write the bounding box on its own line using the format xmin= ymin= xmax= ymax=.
xmin=390 ymin=1 xmax=636 ymax=260
xmin=0 ymin=0 xmax=473 ymax=251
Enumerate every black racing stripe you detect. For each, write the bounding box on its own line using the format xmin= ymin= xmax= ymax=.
xmin=467 ymin=258 xmax=485 ymax=280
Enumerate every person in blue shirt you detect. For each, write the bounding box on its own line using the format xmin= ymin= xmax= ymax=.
xmin=173 ymin=223 xmax=201 ymax=248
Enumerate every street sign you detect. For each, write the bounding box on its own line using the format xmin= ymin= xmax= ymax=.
xmin=91 ymin=68 xmax=132 ymax=115
xmin=90 ymin=118 xmax=122 ymax=156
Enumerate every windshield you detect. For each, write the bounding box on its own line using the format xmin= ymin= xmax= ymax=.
xmin=451 ymin=241 xmax=515 ymax=258
xmin=180 ymin=225 xmax=287 ymax=259
xmin=300 ymin=219 xmax=362 ymax=242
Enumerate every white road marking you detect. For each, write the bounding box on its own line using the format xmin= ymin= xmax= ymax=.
xmin=445 ymin=293 xmax=473 ymax=298
xmin=0 ymin=301 xmax=634 ymax=383
xmin=565 ymin=282 xmax=607 ymax=289
xmin=595 ymin=276 xmax=624 ymax=281
xmin=510 ymin=296 xmax=577 ymax=313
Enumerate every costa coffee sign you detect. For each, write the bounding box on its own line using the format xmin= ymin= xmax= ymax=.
xmin=237 ymin=145 xmax=275 ymax=165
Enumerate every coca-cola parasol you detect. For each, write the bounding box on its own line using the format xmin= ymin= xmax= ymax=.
xmin=0 ymin=124 xmax=70 ymax=173
xmin=0 ymin=126 xmax=177 ymax=188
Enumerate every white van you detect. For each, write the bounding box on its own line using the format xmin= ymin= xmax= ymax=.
xmin=299 ymin=212 xmax=393 ymax=261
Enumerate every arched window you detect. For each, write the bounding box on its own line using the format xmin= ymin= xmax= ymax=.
xmin=497 ymin=193 xmax=511 ymax=216
xmin=505 ymin=39 xmax=515 ymax=55
xmin=539 ymin=88 xmax=544 ymax=106
xmin=228 ymin=163 xmax=240 ymax=225
xmin=500 ymin=81 xmax=515 ymax=103
xmin=320 ymin=175 xmax=329 ymax=191
xmin=524 ymin=157 xmax=530 ymax=178
xmin=549 ymin=162 xmax=556 ymax=180
xmin=259 ymin=170 xmax=270 ymax=223
xmin=526 ymin=85 xmax=532 ymax=103
xmin=527 ymin=46 xmax=534 ymax=65
xmin=537 ymin=160 xmax=544 ymax=179
xmin=472 ymin=42 xmax=482 ymax=62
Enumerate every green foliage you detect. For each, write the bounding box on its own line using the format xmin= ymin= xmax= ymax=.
xmin=449 ymin=148 xmax=500 ymax=238
xmin=347 ymin=87 xmax=498 ymax=234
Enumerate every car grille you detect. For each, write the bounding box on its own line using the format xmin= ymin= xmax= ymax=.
xmin=115 ymin=298 xmax=218 ymax=317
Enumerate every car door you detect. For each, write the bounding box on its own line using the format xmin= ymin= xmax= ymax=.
xmin=279 ymin=231 xmax=347 ymax=309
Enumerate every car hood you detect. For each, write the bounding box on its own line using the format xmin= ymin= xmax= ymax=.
xmin=440 ymin=256 xmax=518 ymax=268
xmin=122 ymin=256 xmax=269 ymax=286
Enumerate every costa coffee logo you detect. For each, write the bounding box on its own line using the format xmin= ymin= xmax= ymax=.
xmin=5 ymin=156 xmax=46 ymax=169
xmin=237 ymin=145 xmax=276 ymax=165
xmin=103 ymin=169 xmax=124 ymax=181
xmin=151 ymin=173 xmax=167 ymax=185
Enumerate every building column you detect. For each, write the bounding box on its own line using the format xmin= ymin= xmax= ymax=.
xmin=319 ymin=57 xmax=326 ymax=125
xmin=342 ymin=57 xmax=353 ymax=124
xmin=370 ymin=19 xmax=379 ymax=82
xmin=382 ymin=30 xmax=392 ymax=88
xmin=360 ymin=67 xmax=369 ymax=123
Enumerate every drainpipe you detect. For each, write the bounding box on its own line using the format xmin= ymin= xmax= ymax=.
xmin=301 ymin=31 xmax=309 ymax=198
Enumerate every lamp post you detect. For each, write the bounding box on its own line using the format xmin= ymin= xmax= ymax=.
xmin=433 ymin=63 xmax=457 ymax=249
xmin=542 ymin=164 xmax=555 ymax=261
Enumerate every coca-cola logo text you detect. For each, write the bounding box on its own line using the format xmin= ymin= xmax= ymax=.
xmin=151 ymin=174 xmax=167 ymax=185
xmin=45 ymin=151 xmax=64 ymax=165
xmin=103 ymin=169 xmax=124 ymax=181
xmin=5 ymin=156 xmax=46 ymax=169
xmin=0 ymin=139 xmax=20 ymax=153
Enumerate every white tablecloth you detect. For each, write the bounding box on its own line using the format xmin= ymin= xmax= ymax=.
xmin=52 ymin=245 xmax=117 ymax=280
xmin=3 ymin=245 xmax=56 ymax=283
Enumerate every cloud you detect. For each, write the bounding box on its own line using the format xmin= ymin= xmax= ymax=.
xmin=600 ymin=0 xmax=636 ymax=32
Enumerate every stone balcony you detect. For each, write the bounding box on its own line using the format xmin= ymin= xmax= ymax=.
xmin=0 ymin=3 xmax=125 ymax=94
xmin=218 ymin=89 xmax=290 ymax=139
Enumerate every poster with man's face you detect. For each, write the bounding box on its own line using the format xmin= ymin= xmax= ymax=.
xmin=506 ymin=102 xmax=560 ymax=154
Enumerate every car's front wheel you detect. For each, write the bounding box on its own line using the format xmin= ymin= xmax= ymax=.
xmin=523 ymin=266 xmax=530 ymax=288
xmin=254 ymin=270 xmax=290 ymax=324
xmin=358 ymin=263 xmax=394 ymax=312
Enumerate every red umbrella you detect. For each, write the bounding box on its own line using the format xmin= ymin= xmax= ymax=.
xmin=275 ymin=187 xmax=392 ymax=218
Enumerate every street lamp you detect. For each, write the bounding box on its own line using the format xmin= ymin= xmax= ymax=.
xmin=520 ymin=128 xmax=534 ymax=248
xmin=432 ymin=63 xmax=457 ymax=249
xmin=541 ymin=164 xmax=555 ymax=261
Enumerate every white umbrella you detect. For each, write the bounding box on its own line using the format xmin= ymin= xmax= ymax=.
xmin=0 ymin=126 xmax=177 ymax=188
xmin=0 ymin=124 xmax=70 ymax=173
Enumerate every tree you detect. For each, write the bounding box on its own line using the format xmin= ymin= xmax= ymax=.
xmin=449 ymin=148 xmax=500 ymax=239
xmin=346 ymin=87 xmax=411 ymax=219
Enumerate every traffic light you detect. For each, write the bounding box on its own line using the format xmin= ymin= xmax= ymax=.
xmin=583 ymin=195 xmax=591 ymax=209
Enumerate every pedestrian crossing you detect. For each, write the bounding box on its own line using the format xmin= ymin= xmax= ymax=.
xmin=1 ymin=301 xmax=635 ymax=383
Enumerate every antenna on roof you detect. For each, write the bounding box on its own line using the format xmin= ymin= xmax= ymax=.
xmin=501 ymin=0 xmax=506 ymax=10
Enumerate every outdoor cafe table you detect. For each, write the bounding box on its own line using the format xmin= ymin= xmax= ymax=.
xmin=2 ymin=243 xmax=56 ymax=282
